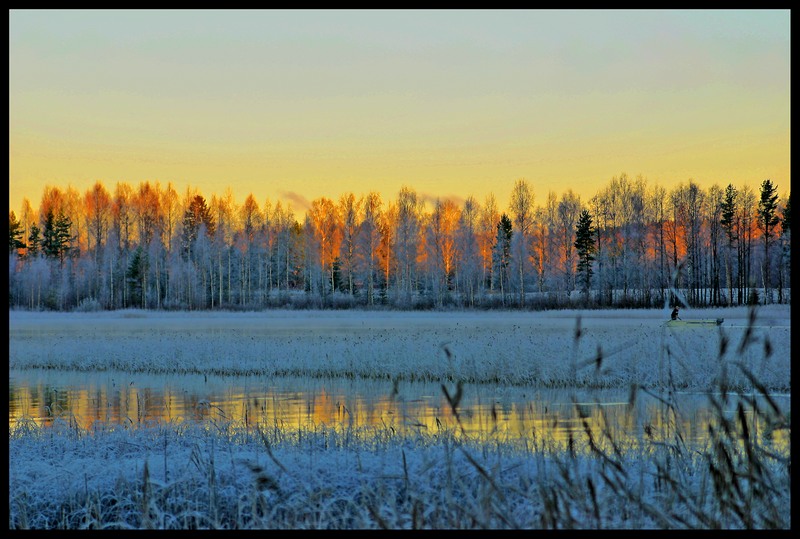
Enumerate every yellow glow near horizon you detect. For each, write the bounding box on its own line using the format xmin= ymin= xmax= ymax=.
xmin=9 ymin=10 xmax=791 ymax=215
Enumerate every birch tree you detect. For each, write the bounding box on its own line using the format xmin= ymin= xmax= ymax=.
xmin=238 ymin=193 xmax=261 ymax=305
xmin=556 ymin=189 xmax=581 ymax=294
xmin=338 ymin=192 xmax=362 ymax=296
xmin=508 ymin=178 xmax=533 ymax=306
xmin=426 ymin=198 xmax=460 ymax=306
xmin=307 ymin=197 xmax=341 ymax=296
xmin=456 ymin=195 xmax=482 ymax=306
xmin=394 ymin=187 xmax=422 ymax=304
xmin=358 ymin=192 xmax=383 ymax=305
xmin=478 ymin=193 xmax=499 ymax=291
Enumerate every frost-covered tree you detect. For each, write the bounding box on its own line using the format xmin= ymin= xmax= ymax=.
xmin=7 ymin=176 xmax=789 ymax=311
xmin=307 ymin=197 xmax=341 ymax=296
xmin=84 ymin=182 xmax=111 ymax=300
xmin=684 ymin=182 xmax=707 ymax=305
xmin=532 ymin=192 xmax=558 ymax=294
xmin=736 ymin=186 xmax=756 ymax=305
xmin=211 ymin=189 xmax=236 ymax=306
xmin=134 ymin=181 xmax=161 ymax=247
xmin=508 ymin=179 xmax=533 ymax=306
xmin=556 ymin=190 xmax=581 ymax=293
xmin=358 ymin=192 xmax=383 ymax=306
xmin=160 ymin=183 xmax=180 ymax=254
xmin=237 ymin=193 xmax=261 ymax=305
xmin=426 ymin=198 xmax=460 ymax=305
xmin=17 ymin=198 xmax=35 ymax=257
xmin=478 ymin=194 xmax=499 ymax=291
xmin=338 ymin=192 xmax=362 ymax=296
xmin=394 ymin=187 xmax=422 ymax=304
xmin=455 ymin=196 xmax=482 ymax=306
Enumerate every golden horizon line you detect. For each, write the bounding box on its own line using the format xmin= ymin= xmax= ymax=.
xmin=9 ymin=174 xmax=786 ymax=217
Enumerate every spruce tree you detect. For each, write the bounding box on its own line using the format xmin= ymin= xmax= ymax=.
xmin=781 ymin=193 xmax=791 ymax=296
xmin=41 ymin=210 xmax=59 ymax=260
xmin=719 ymin=184 xmax=738 ymax=305
xmin=181 ymin=195 xmax=215 ymax=260
xmin=27 ymin=223 xmax=41 ymax=257
xmin=331 ymin=256 xmax=342 ymax=294
xmin=492 ymin=213 xmax=512 ymax=301
xmin=126 ymin=245 xmax=148 ymax=308
xmin=40 ymin=210 xmax=73 ymax=266
xmin=574 ymin=209 xmax=596 ymax=299
xmin=54 ymin=212 xmax=73 ymax=265
xmin=757 ymin=179 xmax=779 ymax=303
xmin=9 ymin=211 xmax=25 ymax=253
xmin=720 ymin=184 xmax=738 ymax=240
xmin=781 ymin=193 xmax=790 ymax=236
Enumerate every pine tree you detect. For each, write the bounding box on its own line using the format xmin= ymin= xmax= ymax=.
xmin=492 ymin=213 xmax=512 ymax=302
xmin=41 ymin=210 xmax=59 ymax=260
xmin=126 ymin=245 xmax=148 ymax=308
xmin=27 ymin=223 xmax=41 ymax=258
xmin=9 ymin=211 xmax=25 ymax=253
xmin=40 ymin=209 xmax=74 ymax=266
xmin=757 ymin=179 xmax=780 ymax=303
xmin=574 ymin=209 xmax=596 ymax=299
xmin=181 ymin=195 xmax=215 ymax=260
xmin=780 ymin=193 xmax=791 ymax=301
xmin=331 ymin=256 xmax=343 ymax=294
xmin=781 ymin=193 xmax=790 ymax=236
xmin=719 ymin=184 xmax=738 ymax=305
xmin=54 ymin=212 xmax=73 ymax=265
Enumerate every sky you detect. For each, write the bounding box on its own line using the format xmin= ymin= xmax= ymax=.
xmin=9 ymin=9 xmax=791 ymax=215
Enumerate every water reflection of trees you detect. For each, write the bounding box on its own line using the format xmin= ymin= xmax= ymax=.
xmin=10 ymin=374 xmax=787 ymax=453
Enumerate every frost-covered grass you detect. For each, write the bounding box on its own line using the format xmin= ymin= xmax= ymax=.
xmin=8 ymin=305 xmax=791 ymax=529
xmin=8 ymin=379 xmax=791 ymax=529
xmin=8 ymin=305 xmax=791 ymax=392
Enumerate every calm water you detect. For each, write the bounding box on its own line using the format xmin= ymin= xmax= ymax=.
xmin=9 ymin=369 xmax=789 ymax=451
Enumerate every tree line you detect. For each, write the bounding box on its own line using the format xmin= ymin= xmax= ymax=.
xmin=8 ymin=174 xmax=790 ymax=311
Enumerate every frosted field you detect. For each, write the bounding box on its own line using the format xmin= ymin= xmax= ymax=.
xmin=9 ymin=305 xmax=791 ymax=391
xmin=9 ymin=305 xmax=792 ymax=529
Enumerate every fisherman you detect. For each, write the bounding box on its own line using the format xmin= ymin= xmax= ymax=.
xmin=671 ymin=307 xmax=681 ymax=321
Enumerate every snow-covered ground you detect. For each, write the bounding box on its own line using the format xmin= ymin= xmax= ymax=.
xmin=9 ymin=305 xmax=791 ymax=391
xmin=8 ymin=306 xmax=791 ymax=529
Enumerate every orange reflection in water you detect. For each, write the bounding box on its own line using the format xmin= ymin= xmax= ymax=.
xmin=9 ymin=370 xmax=790 ymax=453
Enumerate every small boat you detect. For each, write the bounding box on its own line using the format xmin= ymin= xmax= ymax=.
xmin=666 ymin=318 xmax=724 ymax=326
